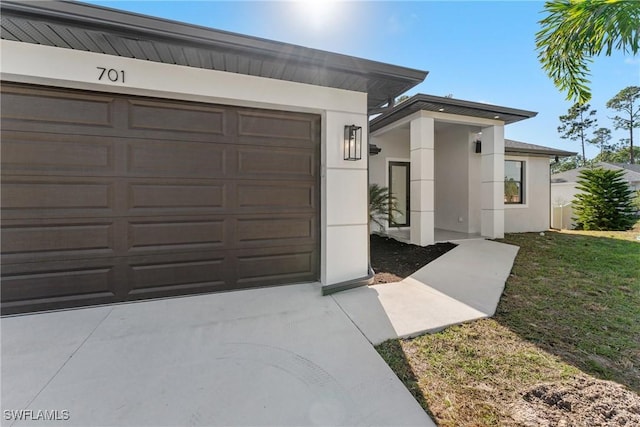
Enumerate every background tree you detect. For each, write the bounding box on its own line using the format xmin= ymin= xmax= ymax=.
xmin=504 ymin=178 xmax=520 ymax=203
xmin=593 ymin=141 xmax=640 ymax=163
xmin=572 ymin=168 xmax=636 ymax=230
xmin=550 ymin=155 xmax=581 ymax=174
xmin=558 ymin=103 xmax=597 ymax=166
xmin=395 ymin=95 xmax=410 ymax=105
xmin=589 ymin=127 xmax=613 ymax=157
xmin=606 ymin=86 xmax=640 ymax=164
xmin=536 ymin=0 xmax=640 ymax=103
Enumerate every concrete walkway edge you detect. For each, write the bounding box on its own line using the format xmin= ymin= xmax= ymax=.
xmin=332 ymin=239 xmax=519 ymax=345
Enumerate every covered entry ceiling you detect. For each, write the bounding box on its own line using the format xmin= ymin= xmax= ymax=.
xmin=1 ymin=83 xmax=320 ymax=314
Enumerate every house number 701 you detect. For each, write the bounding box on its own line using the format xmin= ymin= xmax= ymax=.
xmin=97 ymin=67 xmax=125 ymax=83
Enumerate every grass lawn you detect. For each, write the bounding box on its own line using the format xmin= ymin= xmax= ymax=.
xmin=376 ymin=224 xmax=640 ymax=426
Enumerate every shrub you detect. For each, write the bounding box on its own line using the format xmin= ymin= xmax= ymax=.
xmin=572 ymin=168 xmax=636 ymax=230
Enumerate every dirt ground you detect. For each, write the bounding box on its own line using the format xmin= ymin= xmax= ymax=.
xmin=369 ymin=234 xmax=456 ymax=284
xmin=511 ymin=376 xmax=640 ymax=426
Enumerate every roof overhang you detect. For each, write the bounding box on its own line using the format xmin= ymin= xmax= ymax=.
xmin=505 ymin=140 xmax=576 ymax=158
xmin=370 ymin=94 xmax=538 ymax=132
xmin=0 ymin=0 xmax=428 ymax=111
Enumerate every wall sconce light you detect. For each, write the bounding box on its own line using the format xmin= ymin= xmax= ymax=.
xmin=474 ymin=140 xmax=482 ymax=154
xmin=344 ymin=124 xmax=362 ymax=161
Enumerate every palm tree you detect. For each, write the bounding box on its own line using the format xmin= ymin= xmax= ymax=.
xmin=369 ymin=184 xmax=399 ymax=230
xmin=536 ymin=0 xmax=640 ymax=103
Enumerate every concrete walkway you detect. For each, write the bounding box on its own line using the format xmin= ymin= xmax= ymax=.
xmin=332 ymin=239 xmax=519 ymax=345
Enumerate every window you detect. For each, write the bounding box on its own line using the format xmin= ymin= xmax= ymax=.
xmin=504 ymin=160 xmax=524 ymax=204
xmin=388 ymin=161 xmax=410 ymax=227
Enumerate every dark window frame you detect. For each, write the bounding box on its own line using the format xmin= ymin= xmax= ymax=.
xmin=388 ymin=161 xmax=411 ymax=227
xmin=504 ymin=160 xmax=525 ymax=205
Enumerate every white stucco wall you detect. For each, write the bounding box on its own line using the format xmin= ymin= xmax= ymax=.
xmin=434 ymin=126 xmax=471 ymax=233
xmin=468 ymin=141 xmax=482 ymax=234
xmin=1 ymin=39 xmax=370 ymax=287
xmin=551 ymin=182 xmax=581 ymax=208
xmin=369 ymin=130 xmax=410 ymax=189
xmin=504 ymin=155 xmax=551 ymax=233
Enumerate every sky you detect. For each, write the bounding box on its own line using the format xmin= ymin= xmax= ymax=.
xmin=85 ymin=0 xmax=639 ymax=159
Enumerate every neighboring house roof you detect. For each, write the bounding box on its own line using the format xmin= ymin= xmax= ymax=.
xmin=370 ymin=93 xmax=537 ymax=132
xmin=551 ymin=162 xmax=640 ymax=183
xmin=613 ymin=163 xmax=640 ymax=173
xmin=0 ymin=0 xmax=428 ymax=110
xmin=505 ymin=139 xmax=576 ymax=158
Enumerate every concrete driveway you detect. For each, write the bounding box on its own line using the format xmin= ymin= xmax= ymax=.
xmin=2 ymin=283 xmax=434 ymax=426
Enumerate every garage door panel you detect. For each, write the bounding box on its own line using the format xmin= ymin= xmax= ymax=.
xmin=127 ymin=181 xmax=225 ymax=213
xmin=1 ymin=132 xmax=115 ymax=176
xmin=1 ymin=221 xmax=115 ymax=260
xmin=237 ymin=147 xmax=315 ymax=178
xmin=1 ymin=86 xmax=116 ymax=132
xmin=235 ymin=216 xmax=315 ymax=246
xmin=1 ymin=265 xmax=117 ymax=302
xmin=0 ymin=258 xmax=121 ymax=314
xmin=235 ymin=246 xmax=316 ymax=286
xmin=238 ymin=110 xmax=315 ymax=143
xmin=127 ymin=140 xmax=226 ymax=178
xmin=1 ymin=179 xmax=114 ymax=219
xmin=128 ymin=100 xmax=227 ymax=136
xmin=126 ymin=254 xmax=227 ymax=296
xmin=237 ymin=182 xmax=315 ymax=211
xmin=127 ymin=218 xmax=225 ymax=252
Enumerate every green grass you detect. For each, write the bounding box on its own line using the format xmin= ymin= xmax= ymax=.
xmin=498 ymin=230 xmax=640 ymax=390
xmin=375 ymin=226 xmax=640 ymax=426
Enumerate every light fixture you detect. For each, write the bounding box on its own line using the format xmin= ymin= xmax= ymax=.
xmin=474 ymin=140 xmax=482 ymax=153
xmin=344 ymin=124 xmax=362 ymax=161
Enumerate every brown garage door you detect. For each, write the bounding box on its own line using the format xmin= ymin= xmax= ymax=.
xmin=1 ymin=83 xmax=320 ymax=315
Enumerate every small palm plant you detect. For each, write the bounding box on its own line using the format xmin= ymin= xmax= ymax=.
xmin=369 ymin=184 xmax=400 ymax=230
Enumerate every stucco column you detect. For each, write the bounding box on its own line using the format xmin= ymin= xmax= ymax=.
xmin=321 ymin=110 xmax=370 ymax=288
xmin=409 ymin=115 xmax=435 ymax=246
xmin=481 ymin=125 xmax=505 ymax=239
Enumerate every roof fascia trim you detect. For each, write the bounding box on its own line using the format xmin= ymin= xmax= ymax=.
xmin=505 ymin=148 xmax=576 ymax=157
xmin=1 ymin=0 xmax=428 ymax=84
xmin=370 ymin=93 xmax=538 ymax=131
xmin=416 ymin=94 xmax=538 ymax=119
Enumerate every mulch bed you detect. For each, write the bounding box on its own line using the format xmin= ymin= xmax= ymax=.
xmin=370 ymin=234 xmax=456 ymax=284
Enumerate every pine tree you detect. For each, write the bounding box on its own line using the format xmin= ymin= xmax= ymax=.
xmin=589 ymin=127 xmax=613 ymax=157
xmin=572 ymin=168 xmax=636 ymax=231
xmin=606 ymin=86 xmax=640 ymax=164
xmin=558 ymin=103 xmax=597 ymax=166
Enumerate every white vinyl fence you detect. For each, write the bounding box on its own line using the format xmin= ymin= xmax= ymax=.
xmin=551 ymin=202 xmax=574 ymax=230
